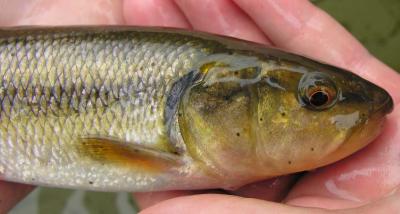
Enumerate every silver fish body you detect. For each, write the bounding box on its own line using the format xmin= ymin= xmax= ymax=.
xmin=0 ymin=27 xmax=393 ymax=191
xmin=0 ymin=27 xmax=209 ymax=191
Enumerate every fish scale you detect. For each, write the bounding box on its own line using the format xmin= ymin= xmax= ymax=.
xmin=0 ymin=28 xmax=210 ymax=190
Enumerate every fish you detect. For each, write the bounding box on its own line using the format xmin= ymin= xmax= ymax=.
xmin=0 ymin=26 xmax=393 ymax=192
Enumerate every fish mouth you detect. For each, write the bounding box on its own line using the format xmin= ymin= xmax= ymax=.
xmin=376 ymin=95 xmax=394 ymax=114
xmin=370 ymin=87 xmax=394 ymax=115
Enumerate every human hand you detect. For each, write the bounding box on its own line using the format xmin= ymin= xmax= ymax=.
xmin=0 ymin=0 xmax=399 ymax=213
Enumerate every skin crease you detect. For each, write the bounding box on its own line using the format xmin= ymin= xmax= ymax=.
xmin=0 ymin=0 xmax=399 ymax=213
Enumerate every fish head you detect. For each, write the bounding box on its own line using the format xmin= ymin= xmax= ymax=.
xmin=179 ymin=52 xmax=393 ymax=180
xmin=254 ymin=58 xmax=393 ymax=174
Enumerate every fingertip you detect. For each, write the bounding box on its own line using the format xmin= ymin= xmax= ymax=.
xmin=285 ymin=195 xmax=362 ymax=210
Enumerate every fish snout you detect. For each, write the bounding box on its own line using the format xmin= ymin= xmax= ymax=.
xmin=371 ymin=87 xmax=393 ymax=115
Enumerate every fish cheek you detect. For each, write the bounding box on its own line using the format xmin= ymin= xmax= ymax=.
xmin=179 ymin=82 xmax=258 ymax=176
xmin=314 ymin=104 xmax=375 ymax=165
xmin=255 ymin=88 xmax=305 ymax=171
xmin=255 ymin=87 xmax=345 ymax=172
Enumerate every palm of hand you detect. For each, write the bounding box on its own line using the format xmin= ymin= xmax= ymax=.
xmin=0 ymin=0 xmax=399 ymax=213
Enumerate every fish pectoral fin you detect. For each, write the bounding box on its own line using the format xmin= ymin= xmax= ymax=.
xmin=78 ymin=137 xmax=182 ymax=172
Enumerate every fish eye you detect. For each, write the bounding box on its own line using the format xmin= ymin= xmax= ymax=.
xmin=310 ymin=90 xmax=329 ymax=107
xmin=298 ymin=72 xmax=338 ymax=110
xmin=307 ymin=86 xmax=335 ymax=108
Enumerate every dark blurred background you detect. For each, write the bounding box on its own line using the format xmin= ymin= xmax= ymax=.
xmin=315 ymin=0 xmax=400 ymax=72
xmin=10 ymin=1 xmax=400 ymax=214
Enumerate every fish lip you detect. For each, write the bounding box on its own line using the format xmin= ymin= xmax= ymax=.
xmin=382 ymin=96 xmax=394 ymax=114
xmin=373 ymin=93 xmax=394 ymax=115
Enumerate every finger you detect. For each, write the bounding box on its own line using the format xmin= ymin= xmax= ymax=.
xmin=345 ymin=186 xmax=400 ymax=214
xmin=123 ymin=0 xmax=190 ymax=28
xmin=133 ymin=177 xmax=298 ymax=209
xmin=229 ymin=175 xmax=299 ymax=202
xmin=134 ymin=176 xmax=297 ymax=209
xmin=0 ymin=0 xmax=124 ymax=25
xmin=0 ymin=181 xmax=34 ymax=213
xmin=133 ymin=190 xmax=198 ymax=210
xmin=233 ymin=0 xmax=400 ymax=105
xmin=285 ymin=108 xmax=400 ymax=209
xmin=140 ymin=194 xmax=328 ymax=214
xmin=133 ymin=189 xmax=227 ymax=210
xmin=174 ymin=0 xmax=271 ymax=44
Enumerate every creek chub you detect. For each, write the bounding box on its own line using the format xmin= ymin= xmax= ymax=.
xmin=0 ymin=26 xmax=393 ymax=191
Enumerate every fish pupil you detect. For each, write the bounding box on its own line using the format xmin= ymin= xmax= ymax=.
xmin=310 ymin=91 xmax=329 ymax=107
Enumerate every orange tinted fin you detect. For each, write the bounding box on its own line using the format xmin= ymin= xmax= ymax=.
xmin=78 ymin=137 xmax=181 ymax=173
